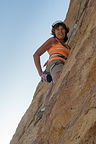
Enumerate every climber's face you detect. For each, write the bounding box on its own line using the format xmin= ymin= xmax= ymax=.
xmin=55 ymin=25 xmax=66 ymax=40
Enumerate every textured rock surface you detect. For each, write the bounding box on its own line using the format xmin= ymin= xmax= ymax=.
xmin=10 ymin=0 xmax=96 ymax=144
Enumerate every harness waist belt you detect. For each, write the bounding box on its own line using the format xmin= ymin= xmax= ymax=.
xmin=49 ymin=53 xmax=67 ymax=60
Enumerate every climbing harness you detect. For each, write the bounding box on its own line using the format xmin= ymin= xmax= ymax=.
xmin=42 ymin=54 xmax=66 ymax=83
xmin=49 ymin=53 xmax=67 ymax=60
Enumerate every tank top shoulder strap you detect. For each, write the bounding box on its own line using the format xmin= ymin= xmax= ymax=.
xmin=55 ymin=38 xmax=65 ymax=47
xmin=55 ymin=38 xmax=60 ymax=43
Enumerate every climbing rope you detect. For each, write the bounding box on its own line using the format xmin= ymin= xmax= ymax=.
xmin=67 ymin=0 xmax=95 ymax=44
xmin=82 ymin=0 xmax=95 ymax=22
xmin=67 ymin=1 xmax=82 ymax=44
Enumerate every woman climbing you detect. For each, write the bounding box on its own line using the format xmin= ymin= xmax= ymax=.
xmin=33 ymin=21 xmax=70 ymax=115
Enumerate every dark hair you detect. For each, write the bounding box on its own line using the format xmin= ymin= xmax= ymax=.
xmin=51 ymin=22 xmax=69 ymax=42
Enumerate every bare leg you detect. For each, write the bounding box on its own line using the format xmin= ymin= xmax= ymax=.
xmin=36 ymin=71 xmax=62 ymax=126
xmin=41 ymin=83 xmax=54 ymax=108
xmin=52 ymin=71 xmax=61 ymax=83
xmin=41 ymin=71 xmax=61 ymax=109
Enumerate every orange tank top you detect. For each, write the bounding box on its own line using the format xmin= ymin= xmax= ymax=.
xmin=47 ymin=40 xmax=70 ymax=64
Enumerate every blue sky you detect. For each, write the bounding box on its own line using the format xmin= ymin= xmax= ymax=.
xmin=0 ymin=0 xmax=70 ymax=143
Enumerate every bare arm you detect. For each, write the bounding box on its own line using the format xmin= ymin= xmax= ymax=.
xmin=33 ymin=38 xmax=54 ymax=76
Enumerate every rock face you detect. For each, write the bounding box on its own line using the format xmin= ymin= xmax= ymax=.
xmin=10 ymin=0 xmax=96 ymax=144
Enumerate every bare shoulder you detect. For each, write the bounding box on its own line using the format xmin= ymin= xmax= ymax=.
xmin=42 ymin=37 xmax=56 ymax=48
xmin=33 ymin=37 xmax=56 ymax=56
xmin=47 ymin=37 xmax=57 ymax=44
xmin=44 ymin=37 xmax=57 ymax=48
xmin=48 ymin=37 xmax=58 ymax=45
